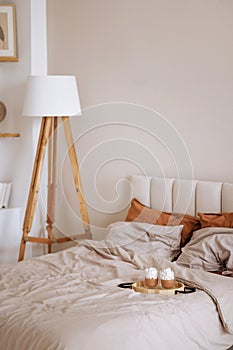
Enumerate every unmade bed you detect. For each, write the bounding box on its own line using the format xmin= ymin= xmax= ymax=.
xmin=0 ymin=176 xmax=233 ymax=350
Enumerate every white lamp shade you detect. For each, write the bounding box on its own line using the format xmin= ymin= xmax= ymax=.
xmin=23 ymin=75 xmax=81 ymax=117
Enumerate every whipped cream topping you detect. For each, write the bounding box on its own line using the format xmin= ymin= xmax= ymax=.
xmin=145 ymin=267 xmax=158 ymax=279
xmin=160 ymin=267 xmax=174 ymax=280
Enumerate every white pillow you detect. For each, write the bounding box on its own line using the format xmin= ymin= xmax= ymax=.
xmin=176 ymin=227 xmax=233 ymax=272
xmin=106 ymin=221 xmax=183 ymax=260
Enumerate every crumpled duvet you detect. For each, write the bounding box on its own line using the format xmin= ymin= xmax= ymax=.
xmin=0 ymin=237 xmax=233 ymax=350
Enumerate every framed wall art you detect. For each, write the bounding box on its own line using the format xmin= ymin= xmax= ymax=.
xmin=0 ymin=4 xmax=18 ymax=62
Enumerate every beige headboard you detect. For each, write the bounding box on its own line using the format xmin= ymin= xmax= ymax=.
xmin=130 ymin=176 xmax=233 ymax=216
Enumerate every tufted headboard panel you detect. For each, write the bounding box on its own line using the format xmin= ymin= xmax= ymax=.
xmin=130 ymin=176 xmax=233 ymax=216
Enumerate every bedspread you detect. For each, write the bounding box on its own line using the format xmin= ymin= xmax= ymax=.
xmin=0 ymin=238 xmax=233 ymax=350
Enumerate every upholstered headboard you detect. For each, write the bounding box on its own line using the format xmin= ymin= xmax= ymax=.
xmin=130 ymin=176 xmax=233 ymax=216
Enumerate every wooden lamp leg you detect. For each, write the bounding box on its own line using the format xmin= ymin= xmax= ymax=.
xmin=46 ymin=117 xmax=58 ymax=254
xmin=18 ymin=117 xmax=53 ymax=261
xmin=62 ymin=117 xmax=92 ymax=239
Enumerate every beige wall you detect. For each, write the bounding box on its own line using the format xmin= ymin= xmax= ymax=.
xmin=47 ymin=0 xmax=233 ymax=239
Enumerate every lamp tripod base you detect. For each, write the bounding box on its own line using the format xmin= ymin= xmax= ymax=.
xmin=18 ymin=116 xmax=91 ymax=262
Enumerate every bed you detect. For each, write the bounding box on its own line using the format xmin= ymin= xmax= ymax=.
xmin=0 ymin=176 xmax=233 ymax=350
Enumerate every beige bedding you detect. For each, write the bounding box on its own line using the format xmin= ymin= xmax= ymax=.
xmin=176 ymin=227 xmax=233 ymax=272
xmin=0 ymin=235 xmax=233 ymax=350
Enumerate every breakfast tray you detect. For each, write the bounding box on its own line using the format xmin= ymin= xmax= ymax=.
xmin=132 ymin=280 xmax=184 ymax=295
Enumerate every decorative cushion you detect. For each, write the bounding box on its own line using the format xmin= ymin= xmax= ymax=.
xmin=198 ymin=212 xmax=233 ymax=228
xmin=125 ymin=198 xmax=200 ymax=246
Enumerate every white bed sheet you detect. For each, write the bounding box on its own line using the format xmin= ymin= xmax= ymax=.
xmin=0 ymin=235 xmax=233 ymax=350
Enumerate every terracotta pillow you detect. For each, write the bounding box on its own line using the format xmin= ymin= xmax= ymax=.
xmin=125 ymin=198 xmax=162 ymax=224
xmin=125 ymin=198 xmax=200 ymax=246
xmin=198 ymin=212 xmax=233 ymax=228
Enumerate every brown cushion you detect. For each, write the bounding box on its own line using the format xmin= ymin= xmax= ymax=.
xmin=198 ymin=212 xmax=233 ymax=228
xmin=125 ymin=198 xmax=200 ymax=246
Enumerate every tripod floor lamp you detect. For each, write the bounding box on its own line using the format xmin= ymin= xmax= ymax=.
xmin=18 ymin=75 xmax=92 ymax=261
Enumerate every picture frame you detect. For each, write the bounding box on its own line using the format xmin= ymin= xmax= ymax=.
xmin=0 ymin=4 xmax=18 ymax=62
